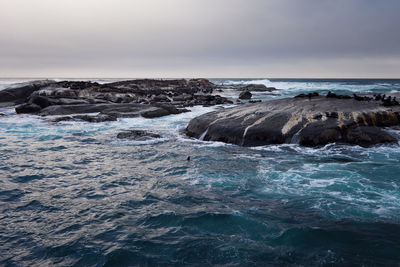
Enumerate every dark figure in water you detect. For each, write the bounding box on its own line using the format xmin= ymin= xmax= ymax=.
xmin=326 ymin=91 xmax=335 ymax=98
xmin=326 ymin=91 xmax=352 ymax=99
xmin=295 ymin=92 xmax=319 ymax=99
xmin=382 ymin=95 xmax=400 ymax=106
xmin=353 ymin=94 xmax=372 ymax=101
xmin=187 ymin=156 xmax=190 ymax=161
xmin=383 ymin=96 xmax=392 ymax=106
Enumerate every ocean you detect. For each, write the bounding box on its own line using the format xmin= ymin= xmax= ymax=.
xmin=1 ymin=78 xmax=400 ymax=266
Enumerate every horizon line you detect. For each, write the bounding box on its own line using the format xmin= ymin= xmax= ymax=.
xmin=1 ymin=77 xmax=400 ymax=80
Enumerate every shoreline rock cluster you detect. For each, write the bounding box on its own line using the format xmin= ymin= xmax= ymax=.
xmin=1 ymin=79 xmax=256 ymax=122
xmin=3 ymin=78 xmax=399 ymax=147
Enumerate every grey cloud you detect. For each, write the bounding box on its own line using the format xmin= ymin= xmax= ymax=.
xmin=0 ymin=0 xmax=399 ymax=77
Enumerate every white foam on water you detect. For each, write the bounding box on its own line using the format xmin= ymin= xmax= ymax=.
xmin=193 ymin=140 xmax=232 ymax=148
xmin=0 ymin=113 xmax=45 ymax=126
xmin=218 ymin=79 xmax=400 ymax=97
xmin=199 ymin=128 xmax=208 ymax=141
xmin=119 ymin=105 xmax=217 ymax=132
xmin=255 ymin=155 xmax=400 ymax=219
xmin=110 ymin=137 xmax=169 ymax=146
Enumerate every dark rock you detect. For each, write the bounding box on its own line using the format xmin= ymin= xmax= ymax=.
xmin=0 ymin=80 xmax=55 ymax=103
xmin=152 ymin=94 xmax=170 ymax=102
xmin=75 ymin=114 xmax=117 ymax=122
xmin=141 ymin=107 xmax=172 ymax=118
xmin=57 ymin=80 xmax=100 ymax=90
xmin=15 ymin=103 xmax=42 ymax=114
xmin=240 ymin=84 xmax=276 ymax=92
xmin=29 ymin=95 xmax=51 ymax=108
xmin=54 ymin=98 xmax=91 ymax=105
xmin=297 ymin=121 xmax=342 ymax=146
xmin=140 ymin=104 xmax=189 ymax=118
xmin=188 ymin=79 xmax=215 ymax=93
xmin=326 ymin=112 xmax=339 ymax=118
xmin=185 ymin=95 xmax=400 ymax=147
xmin=353 ymin=94 xmax=372 ymax=101
xmin=172 ymin=94 xmax=192 ymax=102
xmin=217 ymin=83 xmax=277 ymax=92
xmin=344 ymin=126 xmax=396 ymax=147
xmin=382 ymin=95 xmax=400 ymax=107
xmin=295 ymin=92 xmax=319 ymax=98
xmin=239 ymin=90 xmax=252 ymax=100
xmin=39 ymin=103 xmax=149 ymax=116
xmin=326 ymin=91 xmax=352 ymax=99
xmin=116 ymin=130 xmax=161 ymax=140
xmin=53 ymin=114 xmax=117 ymax=123
xmin=191 ymin=94 xmax=232 ymax=106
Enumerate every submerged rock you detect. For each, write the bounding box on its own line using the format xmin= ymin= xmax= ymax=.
xmin=117 ymin=130 xmax=161 ymax=140
xmin=15 ymin=103 xmax=42 ymax=114
xmin=140 ymin=103 xmax=189 ymax=118
xmin=218 ymin=83 xmax=277 ymax=92
xmin=185 ymin=95 xmax=400 ymax=147
xmin=53 ymin=114 xmax=117 ymax=123
xmin=239 ymin=84 xmax=277 ymax=92
xmin=239 ymin=90 xmax=252 ymax=100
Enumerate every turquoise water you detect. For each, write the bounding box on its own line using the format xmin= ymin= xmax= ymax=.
xmin=1 ymin=79 xmax=400 ymax=266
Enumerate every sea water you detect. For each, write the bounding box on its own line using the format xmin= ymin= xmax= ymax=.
xmin=1 ymin=78 xmax=400 ymax=266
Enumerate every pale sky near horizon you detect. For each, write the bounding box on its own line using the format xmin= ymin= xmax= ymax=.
xmin=0 ymin=0 xmax=399 ymax=78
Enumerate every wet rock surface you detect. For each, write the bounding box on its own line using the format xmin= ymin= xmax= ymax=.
xmin=116 ymin=130 xmax=161 ymax=140
xmin=186 ymin=93 xmax=400 ymax=147
xmin=53 ymin=114 xmax=118 ymax=123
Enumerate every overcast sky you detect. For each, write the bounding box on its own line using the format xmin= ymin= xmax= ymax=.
xmin=0 ymin=0 xmax=399 ymax=78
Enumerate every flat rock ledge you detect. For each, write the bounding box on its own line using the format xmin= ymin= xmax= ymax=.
xmin=185 ymin=95 xmax=400 ymax=147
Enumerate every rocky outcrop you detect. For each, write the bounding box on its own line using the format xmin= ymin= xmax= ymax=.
xmin=116 ymin=130 xmax=161 ymax=140
xmin=11 ymin=79 xmax=233 ymax=120
xmin=185 ymin=94 xmax=400 ymax=147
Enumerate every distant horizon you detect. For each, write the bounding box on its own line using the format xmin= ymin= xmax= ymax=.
xmin=1 ymin=76 xmax=400 ymax=80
